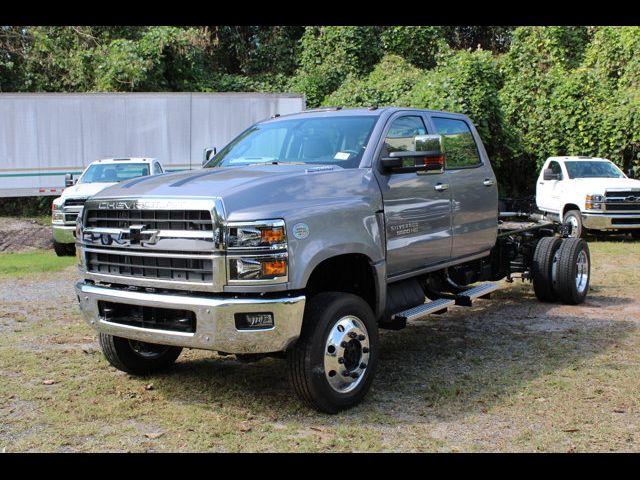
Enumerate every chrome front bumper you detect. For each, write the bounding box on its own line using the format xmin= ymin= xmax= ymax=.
xmin=582 ymin=213 xmax=640 ymax=230
xmin=75 ymin=282 xmax=306 ymax=354
xmin=53 ymin=224 xmax=76 ymax=244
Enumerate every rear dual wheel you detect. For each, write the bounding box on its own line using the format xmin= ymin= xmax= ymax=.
xmin=532 ymin=237 xmax=590 ymax=305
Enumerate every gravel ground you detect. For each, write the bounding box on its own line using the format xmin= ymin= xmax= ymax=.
xmin=1 ymin=241 xmax=639 ymax=452
xmin=0 ymin=218 xmax=53 ymax=252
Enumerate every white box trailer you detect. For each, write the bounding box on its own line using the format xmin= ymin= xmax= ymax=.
xmin=0 ymin=92 xmax=305 ymax=197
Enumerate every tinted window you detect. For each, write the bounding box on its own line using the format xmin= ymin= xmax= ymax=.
xmin=152 ymin=162 xmax=163 ymax=175
xmin=564 ymin=161 xmax=625 ymax=179
xmin=209 ymin=116 xmax=377 ymax=169
xmin=432 ymin=117 xmax=481 ymax=168
xmin=79 ymin=163 xmax=150 ymax=183
xmin=549 ymin=161 xmax=562 ymax=177
xmin=382 ymin=116 xmax=427 ymax=156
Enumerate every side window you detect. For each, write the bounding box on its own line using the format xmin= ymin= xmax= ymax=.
xmin=549 ymin=161 xmax=562 ymax=178
xmin=382 ymin=116 xmax=427 ymax=156
xmin=432 ymin=117 xmax=482 ymax=168
xmin=152 ymin=162 xmax=163 ymax=175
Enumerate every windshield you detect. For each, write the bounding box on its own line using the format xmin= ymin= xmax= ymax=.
xmin=564 ymin=161 xmax=625 ymax=179
xmin=207 ymin=116 xmax=378 ymax=169
xmin=79 ymin=163 xmax=150 ymax=184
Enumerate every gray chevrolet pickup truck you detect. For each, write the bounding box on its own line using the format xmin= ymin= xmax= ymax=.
xmin=74 ymin=107 xmax=591 ymax=413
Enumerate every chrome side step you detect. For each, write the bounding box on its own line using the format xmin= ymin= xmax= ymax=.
xmin=454 ymin=282 xmax=500 ymax=306
xmin=394 ymin=298 xmax=455 ymax=322
xmin=392 ymin=282 xmax=501 ymax=323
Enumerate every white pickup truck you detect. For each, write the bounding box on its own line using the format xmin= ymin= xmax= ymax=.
xmin=536 ymin=156 xmax=640 ymax=238
xmin=51 ymin=158 xmax=165 ymax=256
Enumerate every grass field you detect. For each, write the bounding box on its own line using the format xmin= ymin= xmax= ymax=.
xmin=0 ymin=240 xmax=639 ymax=452
xmin=0 ymin=250 xmax=75 ymax=278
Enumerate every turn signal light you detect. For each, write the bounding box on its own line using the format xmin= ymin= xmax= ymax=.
xmin=262 ymin=260 xmax=286 ymax=277
xmin=261 ymin=227 xmax=285 ymax=244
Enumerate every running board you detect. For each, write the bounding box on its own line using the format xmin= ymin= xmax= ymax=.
xmin=454 ymin=282 xmax=500 ymax=307
xmin=392 ymin=282 xmax=501 ymax=323
xmin=394 ymin=298 xmax=456 ymax=322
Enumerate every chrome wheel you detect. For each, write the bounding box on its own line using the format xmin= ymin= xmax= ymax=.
xmin=575 ymin=249 xmax=589 ymax=294
xmin=567 ymin=215 xmax=580 ymax=237
xmin=324 ymin=315 xmax=370 ymax=393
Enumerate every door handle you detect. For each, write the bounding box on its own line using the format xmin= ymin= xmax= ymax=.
xmin=434 ymin=183 xmax=449 ymax=192
xmin=483 ymin=178 xmax=495 ymax=187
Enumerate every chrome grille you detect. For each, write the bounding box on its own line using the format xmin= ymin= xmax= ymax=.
xmin=86 ymin=249 xmax=214 ymax=282
xmin=85 ymin=209 xmax=213 ymax=231
xmin=64 ymin=198 xmax=87 ymax=207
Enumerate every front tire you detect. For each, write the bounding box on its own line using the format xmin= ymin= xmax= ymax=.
xmin=53 ymin=241 xmax=74 ymax=257
xmin=552 ymin=238 xmax=591 ymax=305
xmin=287 ymin=292 xmax=379 ymax=413
xmin=98 ymin=333 xmax=182 ymax=375
xmin=563 ymin=210 xmax=584 ymax=238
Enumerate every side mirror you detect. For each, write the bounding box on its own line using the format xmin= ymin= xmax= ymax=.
xmin=542 ymin=168 xmax=561 ymax=181
xmin=65 ymin=173 xmax=75 ymax=187
xmin=380 ymin=134 xmax=445 ymax=174
xmin=203 ymin=147 xmax=217 ymax=167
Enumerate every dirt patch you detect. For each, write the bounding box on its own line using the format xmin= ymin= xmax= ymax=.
xmin=0 ymin=218 xmax=53 ymax=252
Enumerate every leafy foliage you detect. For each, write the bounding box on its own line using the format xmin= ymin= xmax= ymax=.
xmin=1 ymin=25 xmax=639 ymax=194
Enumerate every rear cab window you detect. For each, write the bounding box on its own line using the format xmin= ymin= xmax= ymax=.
xmin=431 ymin=117 xmax=482 ymax=169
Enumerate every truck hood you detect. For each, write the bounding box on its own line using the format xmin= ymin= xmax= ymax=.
xmin=61 ymin=181 xmax=118 ymax=199
xmin=90 ymin=165 xmax=380 ymax=222
xmin=571 ymin=177 xmax=640 ymax=193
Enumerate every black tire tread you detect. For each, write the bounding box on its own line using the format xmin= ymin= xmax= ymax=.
xmin=98 ymin=333 xmax=182 ymax=375
xmin=287 ymin=292 xmax=378 ymax=413
xmin=554 ymin=238 xmax=590 ymax=305
xmin=532 ymin=236 xmax=562 ymax=302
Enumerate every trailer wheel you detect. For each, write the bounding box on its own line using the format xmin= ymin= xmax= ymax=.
xmin=98 ymin=333 xmax=182 ymax=375
xmin=563 ymin=210 xmax=583 ymax=238
xmin=287 ymin=292 xmax=379 ymax=413
xmin=53 ymin=241 xmax=74 ymax=257
xmin=532 ymin=236 xmax=563 ymax=302
xmin=552 ymin=238 xmax=590 ymax=305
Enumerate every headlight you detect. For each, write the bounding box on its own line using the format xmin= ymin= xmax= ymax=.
xmin=228 ymin=254 xmax=288 ymax=283
xmin=52 ymin=201 xmax=64 ymax=224
xmin=585 ymin=194 xmax=604 ymax=210
xmin=227 ymin=220 xmax=286 ymax=250
xmin=226 ymin=220 xmax=288 ymax=284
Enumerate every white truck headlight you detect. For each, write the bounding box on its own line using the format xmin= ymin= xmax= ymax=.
xmin=585 ymin=194 xmax=604 ymax=210
xmin=52 ymin=200 xmax=64 ymax=224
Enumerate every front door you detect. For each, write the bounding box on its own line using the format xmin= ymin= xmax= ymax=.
xmin=536 ymin=159 xmax=564 ymax=213
xmin=377 ymin=114 xmax=453 ymax=277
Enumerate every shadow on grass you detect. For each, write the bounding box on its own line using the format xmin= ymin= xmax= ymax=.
xmin=145 ymin=285 xmax=637 ymax=422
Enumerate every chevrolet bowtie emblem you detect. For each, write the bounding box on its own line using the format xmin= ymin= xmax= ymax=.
xmin=122 ymin=225 xmax=159 ymax=245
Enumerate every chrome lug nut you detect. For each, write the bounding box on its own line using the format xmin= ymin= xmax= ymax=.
xmin=360 ymin=362 xmax=367 ymax=369
xmin=358 ymin=334 xmax=365 ymax=341
xmin=342 ymin=370 xmax=350 ymax=377
xmin=348 ymin=331 xmax=357 ymax=339
xmin=362 ymin=347 xmax=370 ymax=354
xmin=340 ymin=341 xmax=349 ymax=348
xmin=337 ymin=357 xmax=345 ymax=364
xmin=351 ymin=372 xmax=359 ymax=379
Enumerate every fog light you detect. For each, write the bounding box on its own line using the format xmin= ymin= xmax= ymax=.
xmin=234 ymin=312 xmax=274 ymax=330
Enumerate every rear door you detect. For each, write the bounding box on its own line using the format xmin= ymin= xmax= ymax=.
xmin=429 ymin=115 xmax=498 ymax=260
xmin=376 ymin=113 xmax=453 ymax=277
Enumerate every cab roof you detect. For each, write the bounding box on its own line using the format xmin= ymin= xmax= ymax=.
xmin=263 ymin=106 xmax=470 ymax=123
xmin=548 ymin=156 xmax=611 ymax=162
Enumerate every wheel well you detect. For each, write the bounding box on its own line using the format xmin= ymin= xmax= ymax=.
xmin=305 ymin=254 xmax=377 ymax=314
xmin=563 ymin=204 xmax=581 ymax=217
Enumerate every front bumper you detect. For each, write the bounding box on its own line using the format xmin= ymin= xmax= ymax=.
xmin=75 ymin=281 xmax=306 ymax=354
xmin=582 ymin=213 xmax=640 ymax=230
xmin=53 ymin=224 xmax=76 ymax=244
